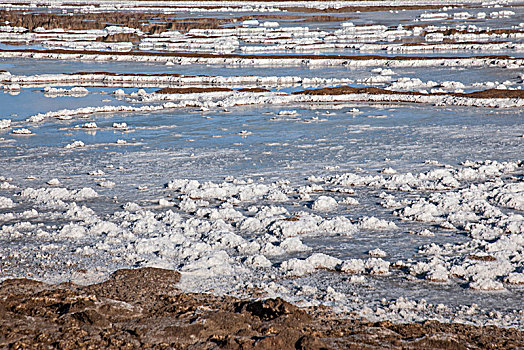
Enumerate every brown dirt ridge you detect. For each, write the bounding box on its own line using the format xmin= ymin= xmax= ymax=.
xmin=294 ymin=86 xmax=524 ymax=99
xmin=1 ymin=267 xmax=523 ymax=349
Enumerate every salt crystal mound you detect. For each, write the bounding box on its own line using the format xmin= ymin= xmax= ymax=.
xmin=166 ymin=178 xmax=357 ymax=238
xmin=0 ymin=196 xmax=14 ymax=209
xmin=20 ymin=187 xmax=98 ymax=208
xmin=311 ymin=195 xmax=337 ymax=211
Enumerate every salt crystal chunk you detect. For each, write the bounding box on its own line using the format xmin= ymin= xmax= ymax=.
xmin=368 ymin=248 xmax=387 ymax=257
xmin=12 ymin=128 xmax=32 ymax=134
xmin=0 ymin=196 xmax=14 ymax=209
xmin=47 ymin=178 xmax=60 ymax=186
xmin=158 ymin=198 xmax=173 ymax=207
xmin=113 ymin=122 xmax=127 ymax=128
xmin=280 ymin=258 xmax=315 ymax=276
xmin=312 ymin=195 xmax=337 ymax=211
xmin=305 ymin=253 xmax=342 ymax=270
xmin=81 ymin=122 xmax=97 ymax=129
xmin=98 ymin=181 xmax=115 ymax=188
xmin=65 ymin=141 xmax=85 ymax=149
xmin=338 ymin=259 xmax=365 ymax=274
xmin=0 ymin=119 xmax=11 ymax=129
xmin=244 ymin=255 xmax=271 ymax=268
xmin=340 ymin=197 xmax=359 ymax=205
xmin=469 ymin=279 xmax=505 ymax=291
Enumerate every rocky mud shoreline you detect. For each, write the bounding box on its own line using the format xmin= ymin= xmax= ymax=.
xmin=1 ymin=267 xmax=523 ymax=349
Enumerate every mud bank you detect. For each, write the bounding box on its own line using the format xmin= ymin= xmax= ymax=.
xmin=1 ymin=267 xmax=523 ymax=349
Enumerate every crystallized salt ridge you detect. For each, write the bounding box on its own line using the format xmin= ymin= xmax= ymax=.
xmin=22 ymin=90 xmax=524 ymax=125
xmin=26 ymin=104 xmax=175 ymax=123
xmin=2 ymin=72 xmax=355 ymax=88
xmin=43 ymin=86 xmax=89 ymax=97
xmin=1 ymin=50 xmax=522 ymax=69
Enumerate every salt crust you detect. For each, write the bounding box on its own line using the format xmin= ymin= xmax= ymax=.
xmin=1 ymin=16 xmax=523 ymax=55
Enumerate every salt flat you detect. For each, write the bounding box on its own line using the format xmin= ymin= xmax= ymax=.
xmin=0 ymin=0 xmax=523 ymax=338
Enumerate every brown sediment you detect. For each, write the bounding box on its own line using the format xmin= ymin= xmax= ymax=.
xmin=293 ymin=86 xmax=425 ymax=96
xmin=279 ymin=5 xmax=454 ymax=13
xmin=401 ymin=40 xmax=510 ymax=46
xmin=460 ymin=89 xmax=524 ymax=99
xmin=96 ymin=33 xmax=142 ymax=43
xmin=1 ymin=267 xmax=523 ymax=349
xmin=0 ymin=10 xmax=238 ymax=34
xmin=237 ymin=14 xmax=357 ymax=23
xmin=293 ymin=86 xmax=524 ymax=99
xmin=0 ymin=10 xmax=355 ymax=35
xmin=425 ymin=28 xmax=524 ymax=36
xmin=238 ymin=87 xmax=271 ymax=93
xmin=156 ymin=87 xmax=233 ymax=93
xmin=468 ymin=254 xmax=497 ymax=262
xmin=0 ymin=48 xmax=513 ymax=61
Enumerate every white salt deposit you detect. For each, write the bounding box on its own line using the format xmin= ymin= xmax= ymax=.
xmin=81 ymin=122 xmax=97 ymax=129
xmin=0 ymin=196 xmax=14 ymax=208
xmin=311 ymin=195 xmax=338 ymax=211
xmin=113 ymin=122 xmax=127 ymax=128
xmin=12 ymin=128 xmax=32 ymax=134
xmin=0 ymin=119 xmax=11 ymax=129
xmin=46 ymin=178 xmax=60 ymax=186
xmin=65 ymin=141 xmax=85 ymax=148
